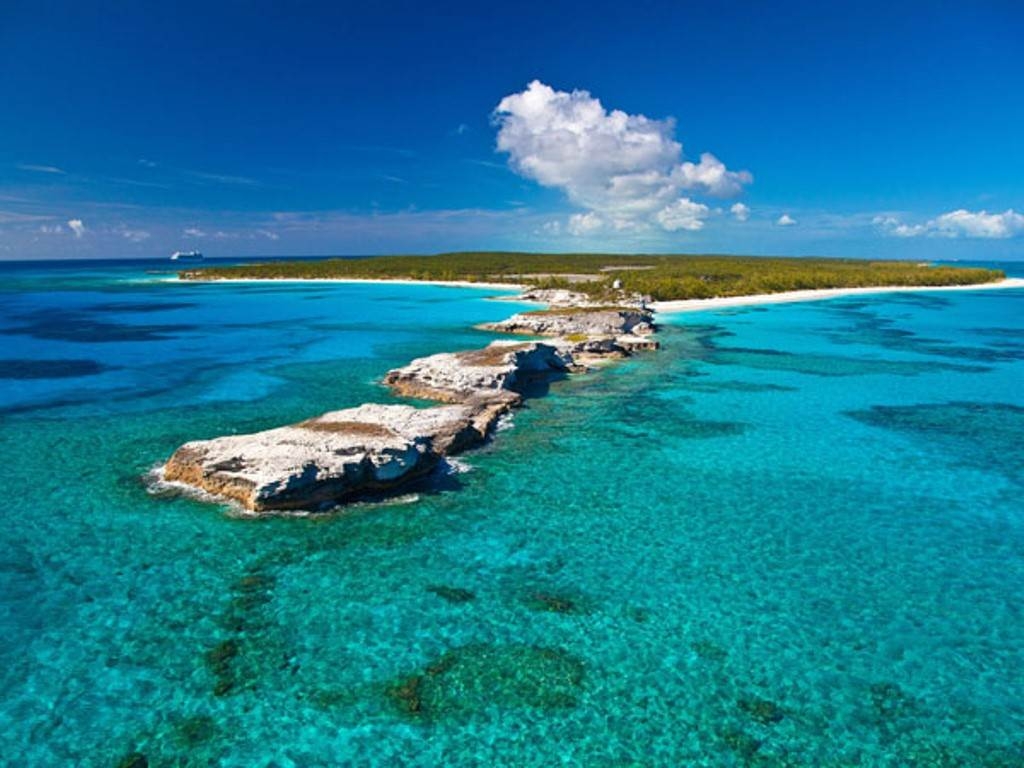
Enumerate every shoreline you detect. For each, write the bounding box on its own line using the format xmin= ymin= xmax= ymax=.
xmin=178 ymin=276 xmax=527 ymax=291
xmin=650 ymin=278 xmax=1024 ymax=314
xmin=176 ymin=275 xmax=1024 ymax=312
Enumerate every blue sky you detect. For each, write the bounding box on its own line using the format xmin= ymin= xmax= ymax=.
xmin=1 ymin=1 xmax=1022 ymax=259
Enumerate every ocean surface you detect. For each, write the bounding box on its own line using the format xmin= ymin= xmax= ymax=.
xmin=1 ymin=258 xmax=1022 ymax=766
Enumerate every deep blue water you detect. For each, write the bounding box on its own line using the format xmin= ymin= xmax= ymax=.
xmin=0 ymin=258 xmax=1022 ymax=766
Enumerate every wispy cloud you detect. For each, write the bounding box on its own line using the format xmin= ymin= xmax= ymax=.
xmin=0 ymin=210 xmax=54 ymax=224
xmin=16 ymin=163 xmax=66 ymax=174
xmin=104 ymin=176 xmax=172 ymax=189
xmin=464 ymin=158 xmax=507 ymax=170
xmin=115 ymin=225 xmax=150 ymax=242
xmin=341 ymin=145 xmax=416 ymax=158
xmin=184 ymin=169 xmax=261 ymax=186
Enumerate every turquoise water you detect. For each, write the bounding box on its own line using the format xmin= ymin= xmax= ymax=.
xmin=1 ymin=260 xmax=1022 ymax=766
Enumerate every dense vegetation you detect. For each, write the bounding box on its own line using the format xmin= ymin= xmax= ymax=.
xmin=182 ymin=252 xmax=1003 ymax=301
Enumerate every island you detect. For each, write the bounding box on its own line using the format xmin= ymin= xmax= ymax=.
xmin=159 ymin=253 xmax=1010 ymax=514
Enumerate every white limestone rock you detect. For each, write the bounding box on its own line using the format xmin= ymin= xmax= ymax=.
xmin=163 ymin=403 xmax=488 ymax=513
xmin=383 ymin=341 xmax=573 ymax=403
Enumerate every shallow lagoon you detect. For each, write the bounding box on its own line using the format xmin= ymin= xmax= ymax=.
xmin=1 ymin=260 xmax=1022 ymax=766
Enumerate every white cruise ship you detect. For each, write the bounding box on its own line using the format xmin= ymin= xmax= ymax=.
xmin=170 ymin=250 xmax=204 ymax=262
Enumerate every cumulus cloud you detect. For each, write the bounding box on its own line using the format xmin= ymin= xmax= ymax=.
xmin=493 ymin=80 xmax=751 ymax=234
xmin=655 ymin=198 xmax=710 ymax=231
xmin=730 ymin=202 xmax=750 ymax=222
xmin=67 ymin=219 xmax=86 ymax=238
xmin=776 ymin=214 xmax=797 ymax=227
xmin=567 ymin=211 xmax=603 ymax=236
xmin=183 ymin=227 xmax=206 ymax=238
xmin=875 ymin=209 xmax=1024 ymax=239
xmin=38 ymin=224 xmax=64 ymax=234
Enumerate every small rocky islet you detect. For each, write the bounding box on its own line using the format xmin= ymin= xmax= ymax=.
xmin=159 ymin=289 xmax=658 ymax=513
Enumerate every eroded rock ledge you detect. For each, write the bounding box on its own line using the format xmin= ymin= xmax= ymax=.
xmin=159 ymin=296 xmax=657 ymax=513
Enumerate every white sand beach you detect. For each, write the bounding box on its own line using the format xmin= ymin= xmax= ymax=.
xmin=179 ymin=276 xmax=527 ymax=291
xmin=650 ymin=278 xmax=1024 ymax=314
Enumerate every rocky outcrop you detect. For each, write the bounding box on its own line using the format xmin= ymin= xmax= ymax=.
xmin=383 ymin=341 xmax=573 ymax=403
xmin=162 ymin=403 xmax=501 ymax=512
xmin=480 ymin=308 xmax=654 ymax=338
xmin=480 ymin=308 xmax=660 ymax=361
xmin=158 ymin=290 xmax=658 ymax=514
xmin=160 ymin=344 xmax=574 ymax=513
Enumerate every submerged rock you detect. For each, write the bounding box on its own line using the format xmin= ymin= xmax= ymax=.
xmin=115 ymin=752 xmax=148 ymax=768
xmin=738 ymin=696 xmax=785 ymax=724
xmin=386 ymin=644 xmax=585 ymax=720
xmin=426 ymin=585 xmax=477 ymax=603
xmin=524 ymin=592 xmax=579 ymax=614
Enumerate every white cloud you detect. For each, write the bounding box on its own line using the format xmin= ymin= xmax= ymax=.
xmin=776 ymin=213 xmax=797 ymax=227
xmin=673 ymin=153 xmax=751 ymax=197
xmin=730 ymin=202 xmax=750 ymax=222
xmin=567 ymin=211 xmax=604 ymax=236
xmin=876 ymin=208 xmax=1024 ymax=239
xmin=67 ymin=219 xmax=86 ymax=238
xmin=183 ymin=227 xmax=206 ymax=238
xmin=494 ymin=80 xmax=751 ymax=233
xmin=256 ymin=229 xmax=280 ymax=240
xmin=655 ymin=198 xmax=710 ymax=231
xmin=17 ymin=163 xmax=66 ymax=174
xmin=0 ymin=210 xmax=52 ymax=224
xmin=118 ymin=227 xmax=150 ymax=242
xmin=39 ymin=224 xmax=64 ymax=234
xmin=185 ymin=170 xmax=259 ymax=186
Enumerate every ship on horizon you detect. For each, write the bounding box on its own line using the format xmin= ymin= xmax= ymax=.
xmin=170 ymin=250 xmax=203 ymax=262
